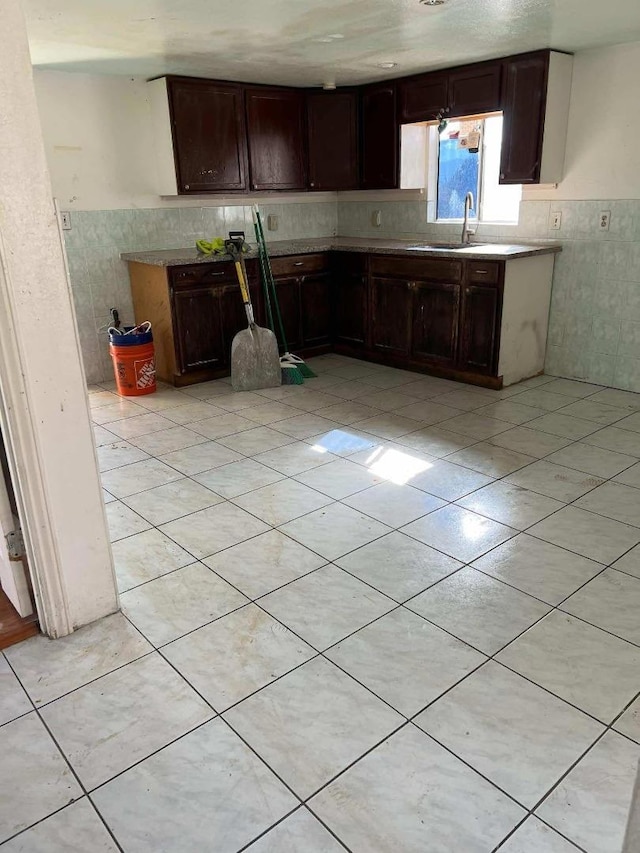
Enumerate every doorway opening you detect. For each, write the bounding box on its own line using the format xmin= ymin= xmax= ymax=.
xmin=0 ymin=426 xmax=38 ymax=649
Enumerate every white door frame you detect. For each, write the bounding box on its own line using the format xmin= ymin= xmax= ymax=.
xmin=0 ymin=233 xmax=72 ymax=637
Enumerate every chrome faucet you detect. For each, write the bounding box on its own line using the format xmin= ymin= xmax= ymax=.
xmin=461 ymin=191 xmax=476 ymax=244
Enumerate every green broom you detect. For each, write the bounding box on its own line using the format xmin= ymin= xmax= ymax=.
xmin=252 ymin=206 xmax=317 ymax=380
xmin=252 ymin=210 xmax=303 ymax=386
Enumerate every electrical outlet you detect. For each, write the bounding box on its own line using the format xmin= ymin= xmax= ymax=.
xmin=267 ymin=214 xmax=278 ymax=231
xmin=550 ymin=211 xmax=562 ymax=230
xmin=60 ymin=211 xmax=72 ymax=230
xmin=599 ymin=210 xmax=611 ymax=231
xmin=372 ymin=210 xmax=382 ymax=228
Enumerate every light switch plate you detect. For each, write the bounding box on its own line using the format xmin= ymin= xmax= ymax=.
xmin=372 ymin=210 xmax=382 ymax=228
xmin=60 ymin=211 xmax=72 ymax=230
xmin=550 ymin=211 xmax=562 ymax=230
xmin=267 ymin=214 xmax=278 ymax=231
xmin=599 ymin=210 xmax=611 ymax=231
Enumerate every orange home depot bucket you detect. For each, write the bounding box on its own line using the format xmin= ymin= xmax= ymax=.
xmin=109 ymin=323 xmax=156 ymax=397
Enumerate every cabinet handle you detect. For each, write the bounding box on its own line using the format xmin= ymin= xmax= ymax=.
xmin=294 ymin=262 xmax=304 ymax=267
xmin=310 ymin=182 xmax=315 ymax=187
xmin=500 ymin=173 xmax=505 ymax=180
xmin=184 ymin=184 xmax=190 ymax=190
xmin=206 ymin=270 xmax=226 ymax=277
xmin=466 ymin=287 xmax=472 ymax=294
xmin=473 ymin=269 xmax=488 ymax=275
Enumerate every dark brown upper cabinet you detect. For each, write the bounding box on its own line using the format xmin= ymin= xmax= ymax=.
xmin=245 ymin=87 xmax=307 ymax=191
xmin=360 ymin=83 xmax=399 ymax=190
xmin=399 ymin=62 xmax=500 ymax=124
xmin=167 ymin=78 xmax=248 ymax=194
xmin=499 ymin=52 xmax=548 ymax=184
xmin=306 ymin=90 xmax=359 ymax=191
xmin=149 ymin=49 xmax=571 ymax=196
xmin=399 ymin=72 xmax=449 ymax=123
xmin=499 ymin=50 xmax=572 ymax=184
xmin=447 ymin=62 xmax=502 ymax=118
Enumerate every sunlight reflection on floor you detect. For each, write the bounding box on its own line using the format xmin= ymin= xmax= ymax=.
xmin=312 ymin=430 xmax=433 ymax=485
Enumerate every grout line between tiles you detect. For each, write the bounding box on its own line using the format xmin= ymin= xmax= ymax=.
xmin=0 ymin=655 xmax=127 ymax=853
xmin=75 ymin=367 xmax=640 ymax=849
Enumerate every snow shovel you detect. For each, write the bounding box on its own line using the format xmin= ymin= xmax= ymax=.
xmin=226 ymin=237 xmax=281 ymax=392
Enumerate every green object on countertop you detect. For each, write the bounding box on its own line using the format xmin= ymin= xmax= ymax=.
xmin=195 ymin=237 xmax=226 ymax=255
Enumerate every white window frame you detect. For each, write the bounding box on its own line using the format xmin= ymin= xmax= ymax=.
xmin=426 ymin=112 xmax=521 ymax=226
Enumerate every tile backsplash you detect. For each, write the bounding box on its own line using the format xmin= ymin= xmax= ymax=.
xmin=338 ymin=197 xmax=640 ymax=392
xmin=66 ymin=196 xmax=640 ymax=394
xmin=65 ymin=202 xmax=338 ymax=383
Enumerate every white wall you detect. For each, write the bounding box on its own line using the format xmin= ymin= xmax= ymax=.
xmin=526 ymin=40 xmax=640 ymax=201
xmin=33 ymin=70 xmax=334 ymax=212
xmin=34 ymin=72 xmax=161 ymax=211
xmin=1 ymin=1 xmax=118 ymax=636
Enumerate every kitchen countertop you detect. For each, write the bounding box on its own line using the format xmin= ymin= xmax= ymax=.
xmin=121 ymin=237 xmax=562 ymax=267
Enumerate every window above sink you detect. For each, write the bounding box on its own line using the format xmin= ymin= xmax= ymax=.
xmin=400 ymin=113 xmax=522 ymax=226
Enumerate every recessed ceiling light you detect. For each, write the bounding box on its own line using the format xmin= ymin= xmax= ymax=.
xmin=377 ymin=62 xmax=398 ymax=69
xmin=420 ymin=0 xmax=446 ymax=5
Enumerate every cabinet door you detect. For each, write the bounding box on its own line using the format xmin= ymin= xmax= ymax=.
xmin=334 ymin=274 xmax=368 ymax=346
xmin=301 ymin=273 xmax=332 ymax=347
xmin=499 ymin=52 xmax=548 ymax=184
xmin=307 ymin=91 xmax=358 ymax=190
xmin=172 ymin=287 xmax=225 ymax=373
xmin=273 ymin=277 xmax=302 ymax=351
xmin=459 ymin=284 xmax=499 ymax=374
xmin=411 ymin=281 xmax=461 ymax=366
xmin=371 ymin=277 xmax=411 ymax=356
xmin=398 ymin=72 xmax=449 ymax=123
xmin=245 ymin=88 xmax=307 ymax=190
xmin=168 ymin=78 xmax=248 ymax=193
xmin=360 ymin=84 xmax=399 ymax=190
xmin=448 ymin=62 xmax=502 ymax=118
xmin=218 ymin=281 xmax=261 ymax=357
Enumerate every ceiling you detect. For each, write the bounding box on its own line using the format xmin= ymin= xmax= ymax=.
xmin=24 ymin=0 xmax=640 ymax=86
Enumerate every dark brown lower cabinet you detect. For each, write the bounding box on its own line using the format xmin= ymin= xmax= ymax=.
xmin=272 ymin=277 xmax=302 ymax=351
xmin=219 ymin=282 xmax=261 ymax=356
xmin=172 ymin=286 xmax=226 ymax=372
xmin=411 ymin=280 xmax=461 ymax=366
xmin=459 ymin=283 xmax=500 ymax=374
xmin=338 ymin=256 xmax=503 ymax=383
xmin=132 ymin=251 xmax=506 ymax=387
xmin=371 ymin=277 xmax=411 ymax=357
xmin=332 ymin=253 xmax=368 ymax=347
xmin=301 ymin=273 xmax=332 ymax=346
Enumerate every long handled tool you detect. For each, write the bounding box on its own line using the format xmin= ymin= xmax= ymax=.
xmin=252 ymin=206 xmax=317 ymax=381
xmin=226 ymin=235 xmax=281 ymax=392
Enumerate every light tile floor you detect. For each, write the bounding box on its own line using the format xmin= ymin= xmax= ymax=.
xmin=2 ymin=355 xmax=640 ymax=852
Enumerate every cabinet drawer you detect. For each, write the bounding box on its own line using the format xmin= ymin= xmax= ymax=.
xmin=269 ymin=253 xmax=329 ymax=277
xmin=370 ymin=255 xmax=463 ymax=282
xmin=467 ymin=261 xmax=500 ymax=284
xmin=170 ymin=263 xmax=237 ymax=287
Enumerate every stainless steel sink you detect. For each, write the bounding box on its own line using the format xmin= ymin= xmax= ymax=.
xmin=405 ymin=243 xmax=485 ymax=251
